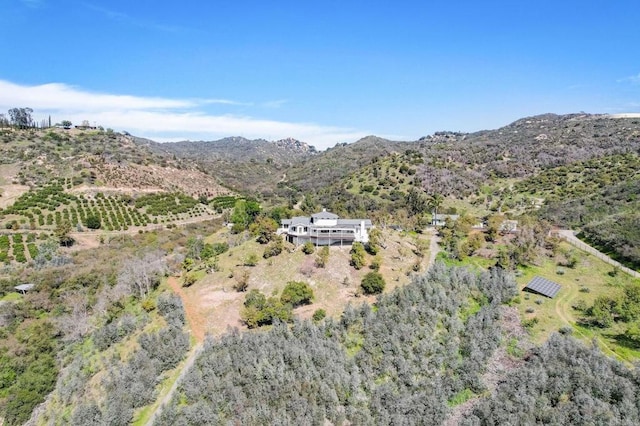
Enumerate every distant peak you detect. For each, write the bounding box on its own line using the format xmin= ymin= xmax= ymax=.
xmin=273 ymin=137 xmax=317 ymax=153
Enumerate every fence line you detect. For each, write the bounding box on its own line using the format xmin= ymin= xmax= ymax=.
xmin=555 ymin=230 xmax=640 ymax=279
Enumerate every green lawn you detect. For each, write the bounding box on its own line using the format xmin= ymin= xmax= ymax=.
xmin=515 ymin=243 xmax=640 ymax=363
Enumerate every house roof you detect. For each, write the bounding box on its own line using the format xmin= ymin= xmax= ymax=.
xmin=284 ymin=216 xmax=310 ymax=226
xmin=434 ymin=214 xmax=459 ymax=221
xmin=15 ymin=283 xmax=35 ymax=292
xmin=523 ymin=276 xmax=561 ymax=298
xmin=337 ymin=219 xmax=372 ymax=227
xmin=311 ymin=210 xmax=339 ymax=220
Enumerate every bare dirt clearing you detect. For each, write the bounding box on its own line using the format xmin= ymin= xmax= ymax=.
xmin=0 ymin=183 xmax=30 ymax=209
xmin=177 ymin=228 xmax=434 ymax=337
xmin=0 ymin=164 xmax=29 ymax=209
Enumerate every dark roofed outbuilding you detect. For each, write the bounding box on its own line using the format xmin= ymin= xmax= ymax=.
xmin=523 ymin=276 xmax=561 ymax=298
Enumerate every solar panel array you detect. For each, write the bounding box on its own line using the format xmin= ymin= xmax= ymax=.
xmin=524 ymin=276 xmax=561 ymax=298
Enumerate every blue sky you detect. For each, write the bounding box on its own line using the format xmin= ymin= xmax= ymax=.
xmin=1 ymin=0 xmax=639 ymax=149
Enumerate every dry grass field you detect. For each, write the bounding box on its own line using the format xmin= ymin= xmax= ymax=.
xmin=178 ymin=228 xmax=432 ymax=336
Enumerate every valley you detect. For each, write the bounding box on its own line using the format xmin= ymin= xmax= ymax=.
xmin=0 ymin=114 xmax=639 ymax=425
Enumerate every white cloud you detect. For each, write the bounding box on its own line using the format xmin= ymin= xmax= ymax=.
xmin=617 ymin=73 xmax=640 ymax=84
xmin=0 ymin=80 xmax=367 ymax=149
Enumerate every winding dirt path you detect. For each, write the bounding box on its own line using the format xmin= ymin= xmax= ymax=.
xmin=553 ymin=275 xmax=620 ymax=360
xmin=167 ymin=276 xmax=206 ymax=343
xmin=144 ymin=343 xmax=202 ymax=426
xmin=426 ymin=227 xmax=441 ymax=268
xmin=143 ymin=278 xmax=207 ymax=424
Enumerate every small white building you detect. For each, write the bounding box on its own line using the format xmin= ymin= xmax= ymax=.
xmin=14 ymin=284 xmax=35 ymax=294
xmin=499 ymin=220 xmax=518 ymax=233
xmin=432 ymin=214 xmax=459 ymax=227
xmin=278 ymin=209 xmax=372 ymax=246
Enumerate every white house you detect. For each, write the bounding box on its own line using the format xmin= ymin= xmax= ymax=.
xmin=432 ymin=214 xmax=459 ymax=227
xmin=278 ymin=209 xmax=372 ymax=246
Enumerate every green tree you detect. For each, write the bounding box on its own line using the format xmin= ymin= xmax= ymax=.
xmin=312 ymin=309 xmax=326 ymax=322
xmin=427 ymin=193 xmax=444 ymax=225
xmin=406 ymin=188 xmax=427 ymax=216
xmin=350 ymin=242 xmax=367 ymax=269
xmin=251 ymin=216 xmax=278 ymax=244
xmin=302 ymin=241 xmax=315 ymax=255
xmin=85 ymin=214 xmax=101 ymax=230
xmin=281 ymin=281 xmax=314 ymax=307
xmin=486 ymin=215 xmax=505 ymax=242
xmin=315 ymin=246 xmax=329 ymax=268
xmin=624 ymin=320 xmax=640 ymax=345
xmin=241 ymin=290 xmax=292 ymax=328
xmin=230 ymin=200 xmax=251 ymax=233
xmin=8 ymin=107 xmax=33 ymax=128
xmin=590 ymin=295 xmax=617 ymax=327
xmin=61 ymin=120 xmax=72 ymax=128
xmin=366 ymin=227 xmax=382 ymax=255
xmin=229 ymin=199 xmax=261 ymax=232
xmin=244 ymin=289 xmax=266 ymax=309
xmin=263 ymin=236 xmax=284 ymax=259
xmin=54 ymin=220 xmax=74 ymax=247
xmin=361 ymin=271 xmax=386 ymax=295
xmin=617 ymin=283 xmax=640 ymax=322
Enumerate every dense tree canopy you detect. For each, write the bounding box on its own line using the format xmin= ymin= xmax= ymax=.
xmin=158 ymin=264 xmax=520 ymax=425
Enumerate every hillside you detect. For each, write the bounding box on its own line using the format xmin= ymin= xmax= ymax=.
xmin=0 ymin=113 xmax=639 ymax=425
xmin=0 ymin=128 xmax=230 ymax=199
xmin=142 ymin=136 xmax=318 ymax=194
xmin=300 ymin=113 xmax=640 ymax=198
xmin=283 ymin=135 xmax=413 ymax=193
xmin=290 ymin=114 xmax=640 ymax=266
xmin=0 ymin=128 xmax=235 ymax=267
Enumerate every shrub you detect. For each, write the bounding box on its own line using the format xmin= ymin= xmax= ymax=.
xmin=312 ymin=309 xmax=326 ymax=322
xmin=241 ymin=290 xmax=292 ymax=328
xmin=141 ymin=299 xmax=156 ymax=312
xmin=558 ymin=326 xmax=573 ymax=335
xmin=244 ymin=253 xmax=258 ymax=267
xmin=350 ymin=242 xmax=367 ymax=270
xmin=302 ymin=241 xmax=315 ymax=255
xmin=85 ymin=214 xmax=101 ymax=230
xmin=263 ymin=237 xmax=283 ymax=259
xmin=315 ymin=246 xmax=329 ymax=268
xmin=281 ymin=281 xmax=314 ymax=307
xmin=370 ymin=254 xmax=382 ymax=271
xmin=182 ymin=273 xmax=197 ymax=287
xmin=234 ymin=270 xmax=250 ymax=292
xmin=361 ymin=271 xmax=385 ymax=295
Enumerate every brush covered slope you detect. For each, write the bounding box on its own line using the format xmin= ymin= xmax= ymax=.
xmin=1 ymin=112 xmax=639 ymax=425
xmin=0 ymin=128 xmax=230 ymax=198
xmin=142 ymin=136 xmax=317 ymax=194
xmin=158 ymin=264 xmax=640 ymax=425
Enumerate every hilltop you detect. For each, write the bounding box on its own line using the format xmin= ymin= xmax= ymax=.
xmin=0 ymin=128 xmax=230 ymax=199
xmin=142 ymin=136 xmax=317 ymax=194
xmin=0 ymin=112 xmax=639 ymax=425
